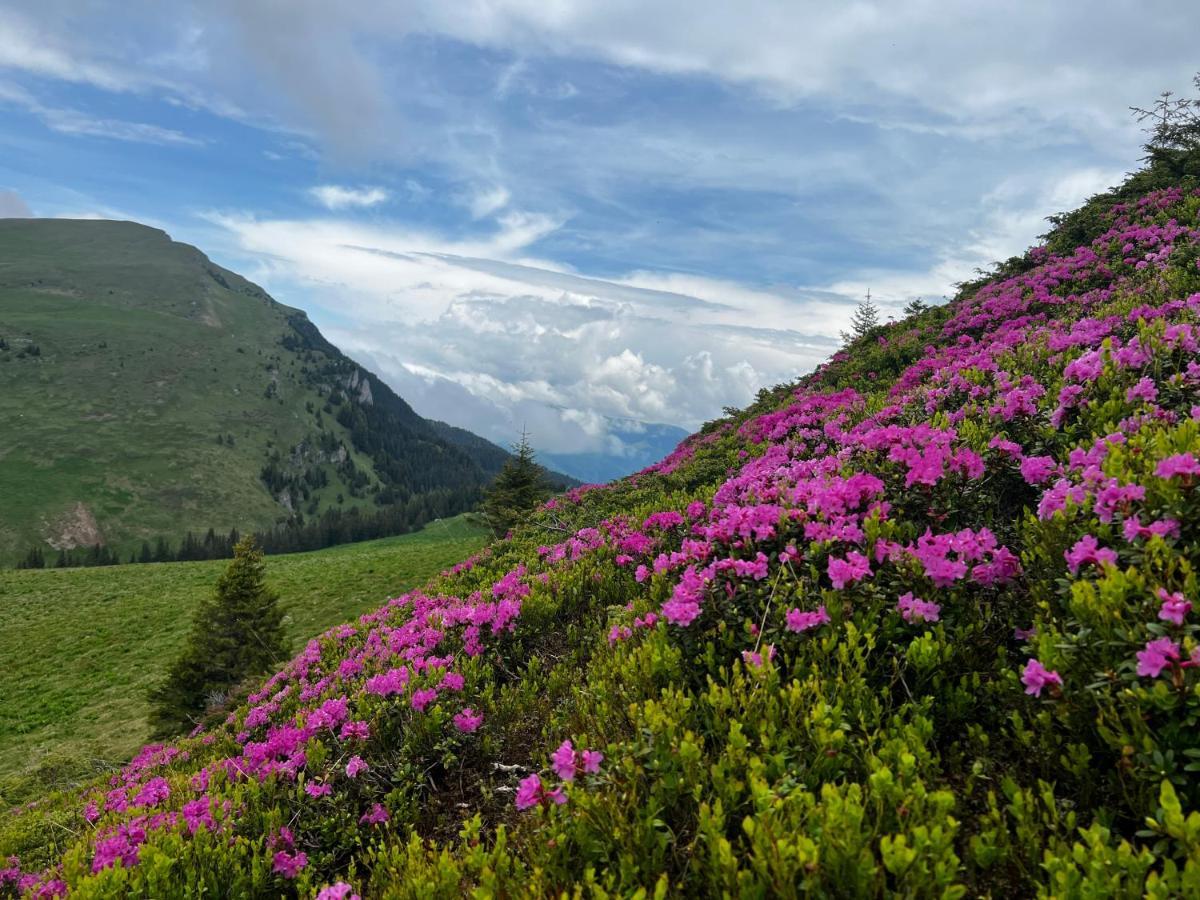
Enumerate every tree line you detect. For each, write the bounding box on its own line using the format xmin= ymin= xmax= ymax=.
xmin=12 ymin=488 xmax=478 ymax=570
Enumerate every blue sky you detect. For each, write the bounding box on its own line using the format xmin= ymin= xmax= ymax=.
xmin=1 ymin=1 xmax=1197 ymax=470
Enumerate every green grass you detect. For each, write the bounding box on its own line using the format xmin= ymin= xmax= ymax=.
xmin=0 ymin=515 xmax=487 ymax=787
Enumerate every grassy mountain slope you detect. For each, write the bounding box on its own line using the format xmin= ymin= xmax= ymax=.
xmin=0 ymin=220 xmax=529 ymax=564
xmin=5 ymin=173 xmax=1200 ymax=895
xmin=0 ymin=514 xmax=486 ymax=794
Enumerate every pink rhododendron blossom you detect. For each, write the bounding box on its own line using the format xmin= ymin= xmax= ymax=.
xmin=551 ymin=741 xmax=578 ymax=781
xmin=453 ymin=708 xmax=483 ymax=733
xmin=305 ymin=782 xmax=332 ymax=798
xmin=582 ymin=750 xmax=603 ymax=774
xmin=411 ymin=688 xmax=438 ymax=712
xmin=359 ymin=803 xmax=390 ymax=825
xmin=1157 ymin=589 xmax=1192 ymax=625
xmin=1064 ymin=535 xmax=1118 ymax=574
xmin=316 ymin=884 xmax=360 ymax=900
xmin=1019 ymin=455 xmax=1057 ymax=485
xmin=896 ymin=593 xmax=941 ymax=623
xmin=345 ymin=756 xmax=368 ymax=778
xmin=1137 ymin=637 xmax=1181 ymax=678
xmin=1021 ymin=660 xmax=1062 ymax=697
xmin=182 ymin=797 xmax=214 ymax=834
xmin=828 ymin=551 xmax=871 ymax=589
xmin=1125 ymin=376 xmax=1158 ymax=404
xmin=1156 ymin=453 xmax=1200 ymax=479
xmin=741 ymin=644 xmax=777 ymax=668
xmin=515 ymin=774 xmax=566 ymax=810
xmin=272 ymin=850 xmax=307 ymax=879
xmin=785 ymin=605 xmax=829 ymax=633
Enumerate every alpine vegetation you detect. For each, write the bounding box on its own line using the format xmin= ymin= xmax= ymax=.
xmin=7 ymin=154 xmax=1200 ymax=900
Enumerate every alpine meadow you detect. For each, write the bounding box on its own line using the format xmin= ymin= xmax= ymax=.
xmin=4 ymin=4 xmax=1200 ymax=899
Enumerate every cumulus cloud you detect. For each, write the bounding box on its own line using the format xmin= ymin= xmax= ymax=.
xmin=308 ymin=185 xmax=390 ymax=210
xmin=0 ymin=189 xmax=32 ymax=217
xmin=205 ymin=207 xmax=836 ymax=452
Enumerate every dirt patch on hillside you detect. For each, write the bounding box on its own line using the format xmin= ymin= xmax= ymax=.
xmin=43 ymin=502 xmax=105 ymax=550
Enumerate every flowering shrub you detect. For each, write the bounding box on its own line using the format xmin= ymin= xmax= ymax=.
xmin=5 ymin=179 xmax=1200 ymax=896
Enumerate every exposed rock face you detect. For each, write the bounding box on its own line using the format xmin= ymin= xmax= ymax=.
xmin=42 ymin=502 xmax=105 ymax=550
xmin=344 ymin=369 xmax=373 ymax=405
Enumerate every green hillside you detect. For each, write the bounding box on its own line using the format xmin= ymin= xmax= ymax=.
xmin=6 ymin=161 xmax=1200 ymax=895
xmin=0 ymin=514 xmax=487 ymax=795
xmin=0 ymin=220 xmax=524 ymax=565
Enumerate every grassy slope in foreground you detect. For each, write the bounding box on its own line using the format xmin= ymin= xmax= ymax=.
xmin=5 ymin=181 xmax=1200 ymax=896
xmin=0 ymin=515 xmax=486 ymax=791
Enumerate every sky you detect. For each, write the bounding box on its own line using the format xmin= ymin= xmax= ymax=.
xmin=0 ymin=1 xmax=1197 ymax=472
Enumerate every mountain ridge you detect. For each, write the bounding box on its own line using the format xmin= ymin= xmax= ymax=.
xmin=0 ymin=219 xmax=570 ymax=564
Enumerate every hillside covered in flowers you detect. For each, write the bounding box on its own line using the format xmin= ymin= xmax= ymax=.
xmin=5 ymin=172 xmax=1200 ymax=896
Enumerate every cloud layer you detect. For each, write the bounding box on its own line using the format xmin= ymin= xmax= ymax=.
xmin=0 ymin=1 xmax=1195 ymax=469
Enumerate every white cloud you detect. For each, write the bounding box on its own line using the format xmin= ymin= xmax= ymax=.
xmin=0 ymin=80 xmax=201 ymax=145
xmin=308 ymin=185 xmax=390 ymax=210
xmin=203 ymin=208 xmax=836 ymax=451
xmin=821 ymin=164 xmax=1128 ymax=313
xmin=464 ymin=185 xmax=510 ymax=219
xmin=0 ymin=8 xmax=147 ymax=92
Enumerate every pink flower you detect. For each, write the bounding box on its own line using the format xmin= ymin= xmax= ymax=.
xmin=305 ymin=782 xmax=332 ymax=798
xmin=827 ymin=551 xmax=871 ymax=589
xmin=1137 ymin=637 xmax=1181 ymax=678
xmin=1064 ymin=535 xmax=1118 ymax=574
xmin=182 ymin=796 xmax=214 ymax=834
xmin=339 ymin=720 xmax=369 ymax=742
xmin=1021 ymin=659 xmax=1062 ymax=697
xmin=131 ymin=777 xmax=170 ymax=809
xmin=1125 ymin=376 xmax=1158 ymax=404
xmin=440 ymin=672 xmax=465 ymax=691
xmin=1019 ymin=455 xmax=1057 ymax=485
xmin=551 ymin=740 xmax=577 ymax=781
xmin=1013 ymin=626 xmax=1036 ymax=641
xmin=741 ymin=644 xmax=776 ymax=668
xmin=359 ymin=803 xmax=390 ymax=825
xmin=1156 ymin=453 xmax=1200 ymax=479
xmin=453 ymin=708 xmax=483 ymax=733
xmin=785 ymin=605 xmax=829 ymax=633
xmin=316 ymin=884 xmax=360 ymax=900
xmin=895 ymin=593 xmax=941 ymax=624
xmin=345 ymin=755 xmax=368 ymax=778
xmin=515 ymin=773 xmax=566 ymax=811
xmin=272 ymin=850 xmax=308 ymax=879
xmin=581 ymin=750 xmax=603 ymax=775
xmin=411 ymin=688 xmax=438 ymax=712
xmin=1157 ymin=589 xmax=1192 ymax=626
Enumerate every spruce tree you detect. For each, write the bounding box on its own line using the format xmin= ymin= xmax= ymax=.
xmin=148 ymin=536 xmax=289 ymax=737
xmin=481 ymin=429 xmax=552 ymax=537
xmin=841 ymin=290 xmax=881 ymax=345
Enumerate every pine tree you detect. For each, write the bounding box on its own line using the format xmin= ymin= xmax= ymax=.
xmin=147 ymin=536 xmax=289 ymax=737
xmin=153 ymin=536 xmax=172 ymax=563
xmin=841 ymin=290 xmax=881 ymax=345
xmin=17 ymin=546 xmax=45 ymax=569
xmin=903 ymin=297 xmax=929 ymax=317
xmin=480 ymin=428 xmax=552 ymax=537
